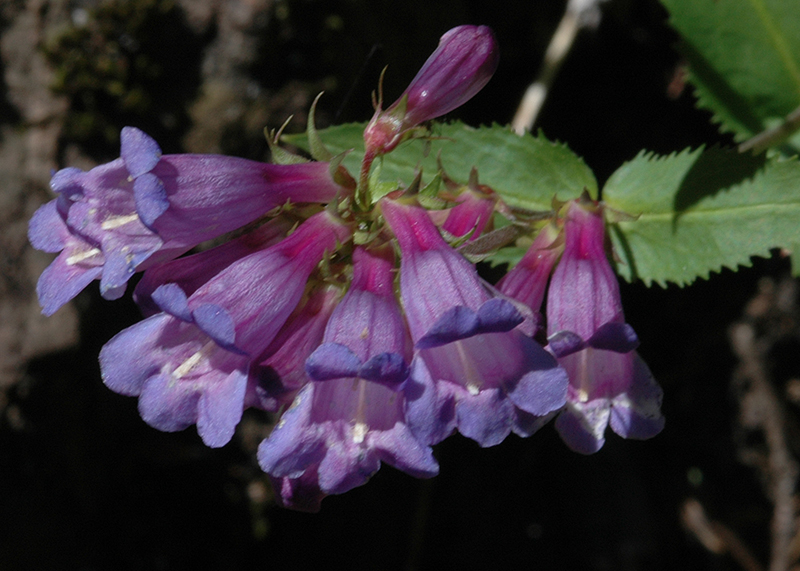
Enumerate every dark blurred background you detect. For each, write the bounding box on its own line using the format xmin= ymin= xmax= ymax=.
xmin=1 ymin=0 xmax=797 ymax=570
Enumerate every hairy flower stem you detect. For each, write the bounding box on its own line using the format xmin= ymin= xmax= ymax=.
xmin=357 ymin=150 xmax=377 ymax=210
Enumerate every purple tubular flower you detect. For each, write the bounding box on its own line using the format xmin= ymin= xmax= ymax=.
xmin=363 ymin=25 xmax=499 ymax=156
xmin=258 ymin=245 xmax=438 ymax=505
xmin=441 ymin=180 xmax=498 ymax=241
xmin=400 ymin=25 xmax=499 ymax=125
xmin=99 ymin=313 xmax=251 ymax=447
xmin=29 ymin=126 xmax=347 ymax=314
xmin=249 ymin=284 xmax=343 ymax=411
xmin=546 ymin=199 xmax=664 ymax=454
xmin=380 ymin=198 xmax=568 ymax=448
xmin=498 ymin=222 xmax=562 ymax=314
xmin=28 ymin=200 xmax=106 ymax=316
xmin=133 ymin=216 xmax=293 ymax=317
xmin=99 ymin=210 xmax=353 ymax=447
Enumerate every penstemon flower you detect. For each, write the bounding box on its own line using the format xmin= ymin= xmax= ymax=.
xmin=364 ymin=26 xmax=499 ymax=158
xmin=99 ymin=210 xmax=353 ymax=447
xmin=498 ymin=221 xmax=563 ymax=315
xmin=29 ymin=127 xmax=348 ymax=315
xmin=259 ymin=245 xmax=438 ymax=510
xmin=380 ymin=197 xmax=568 ymax=447
xmin=545 ymin=197 xmax=664 ymax=454
xmin=440 ymin=169 xmax=500 ymax=241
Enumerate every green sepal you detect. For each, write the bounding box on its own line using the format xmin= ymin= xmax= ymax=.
xmin=284 ymin=122 xmax=597 ymax=211
xmin=306 ymin=93 xmax=335 ymax=162
xmin=265 ymin=119 xmax=309 ymax=165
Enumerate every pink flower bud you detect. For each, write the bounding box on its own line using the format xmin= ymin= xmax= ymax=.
xmin=364 ymin=25 xmax=499 ymax=156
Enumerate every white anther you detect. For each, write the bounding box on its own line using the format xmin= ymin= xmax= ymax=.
xmin=172 ymin=351 xmax=203 ymax=379
xmin=352 ymin=422 xmax=367 ymax=444
xmin=66 ymin=247 xmax=102 ymax=266
xmin=101 ymin=213 xmax=140 ymax=230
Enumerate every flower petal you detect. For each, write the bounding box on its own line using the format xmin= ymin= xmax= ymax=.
xmin=454 ymin=387 xmax=514 ymax=447
xmin=547 ymin=330 xmax=586 ymax=358
xmin=358 ymin=352 xmax=409 ymax=388
xmin=100 ymin=313 xmax=170 ymax=396
xmin=475 ymin=298 xmax=524 ymax=332
xmin=192 ymin=303 xmax=239 ymax=353
xmin=258 ymin=386 xmax=326 ymax=478
xmin=415 ymin=305 xmax=479 ymax=349
xmin=588 ymin=322 xmax=640 ymax=353
xmin=138 ymin=373 xmax=201 ymax=433
xmin=370 ymin=423 xmax=439 ymax=478
xmin=28 ymin=200 xmax=67 ymax=253
xmin=305 ymin=343 xmax=361 ymax=381
xmin=133 ymin=172 xmax=168 ymax=228
xmin=317 ymin=436 xmax=381 ymax=495
xmin=506 ymin=362 xmax=568 ymax=416
xmin=196 ymin=368 xmax=249 ymax=448
xmin=121 ymin=126 xmax=162 ymax=177
xmin=555 ymin=400 xmax=610 ymax=454
xmin=37 ymin=252 xmax=103 ymax=316
xmin=609 ymin=354 xmax=665 ymax=440
xmin=151 ymin=283 xmax=192 ymax=322
xmin=404 ymin=356 xmax=456 ymax=445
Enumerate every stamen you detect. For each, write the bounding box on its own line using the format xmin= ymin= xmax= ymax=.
xmin=455 ymin=341 xmax=482 ymax=395
xmin=66 ymin=247 xmax=102 ymax=265
xmin=353 ymin=422 xmax=367 ymax=444
xmin=353 ymin=380 xmax=368 ymax=444
xmin=577 ymin=348 xmax=591 ymax=402
xmin=101 ymin=213 xmax=140 ymax=230
xmin=172 ymin=341 xmax=215 ymax=379
xmin=173 ymin=351 xmax=203 ymax=379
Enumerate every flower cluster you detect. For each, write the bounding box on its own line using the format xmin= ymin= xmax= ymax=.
xmin=498 ymin=196 xmax=664 ymax=454
xmin=29 ymin=25 xmax=663 ymax=511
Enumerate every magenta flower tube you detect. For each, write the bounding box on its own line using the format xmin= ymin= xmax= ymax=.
xmin=259 ymin=245 xmax=437 ymax=508
xmin=363 ymin=25 xmax=499 ymax=158
xmin=546 ymin=199 xmax=664 ymax=454
xmin=381 ymin=197 xmax=567 ymax=448
xmin=99 ymin=210 xmax=353 ymax=447
xmin=29 ymin=127 xmax=347 ymax=314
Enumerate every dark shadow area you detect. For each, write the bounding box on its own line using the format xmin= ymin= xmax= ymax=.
xmin=678 ymin=40 xmax=766 ymax=139
xmin=673 ymin=146 xmax=768 ymax=214
xmin=0 ymin=8 xmax=21 ymax=125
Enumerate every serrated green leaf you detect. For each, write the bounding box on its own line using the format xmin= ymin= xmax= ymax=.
xmin=284 ymin=122 xmax=597 ymax=210
xmin=661 ymin=0 xmax=800 ymax=151
xmin=603 ymin=146 xmax=800 ymax=286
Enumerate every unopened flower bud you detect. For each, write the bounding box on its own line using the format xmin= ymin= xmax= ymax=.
xmin=364 ymin=25 xmax=499 ymax=157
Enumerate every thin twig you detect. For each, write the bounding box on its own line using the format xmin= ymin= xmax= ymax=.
xmin=511 ymin=0 xmax=605 ymax=134
xmin=731 ymin=278 xmax=800 ymax=571
xmin=682 ymin=498 xmax=766 ymax=571
xmin=738 ymin=105 xmax=800 ymax=154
